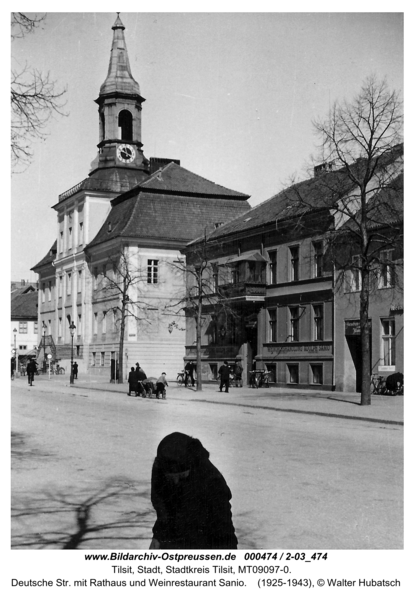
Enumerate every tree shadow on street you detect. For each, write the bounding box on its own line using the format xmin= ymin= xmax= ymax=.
xmin=11 ymin=479 xmax=154 ymax=549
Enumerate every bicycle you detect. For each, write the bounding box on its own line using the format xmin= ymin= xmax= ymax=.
xmin=176 ymin=371 xmax=185 ymax=385
xmin=370 ymin=373 xmax=387 ymax=395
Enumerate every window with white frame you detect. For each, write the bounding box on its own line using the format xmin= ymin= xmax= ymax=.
xmin=91 ymin=352 xmax=96 ymax=366
xmin=19 ymin=321 xmax=28 ymax=334
xmin=102 ymin=311 xmax=107 ymax=334
xmin=58 ymin=317 xmax=62 ymax=338
xmin=313 ymin=304 xmax=324 ymax=341
xmin=112 ymin=309 xmax=118 ymax=330
xmin=269 ymin=250 xmax=277 ymax=285
xmin=77 ymin=270 xmax=82 ymax=293
xmin=67 ymin=272 xmax=72 ymax=296
xmin=48 ymin=281 xmax=52 ymax=301
xmin=93 ymin=313 xmax=98 ymax=335
xmin=59 ymin=275 xmax=63 ymax=297
xmin=93 ymin=268 xmax=98 ymax=290
xmin=79 ymin=222 xmax=84 ymax=246
xmin=289 ymin=307 xmax=300 ymax=342
xmin=48 ymin=320 xmax=51 ymax=335
xmin=59 ymin=231 xmax=64 ymax=253
xmin=77 ymin=314 xmax=82 ymax=336
xmin=348 ymin=255 xmax=361 ymax=292
xmin=147 ymin=259 xmax=159 ymax=284
xmin=379 ymin=249 xmax=395 ymax=289
xmin=269 ymin=308 xmax=277 ymax=342
xmin=34 ymin=322 xmax=38 ymax=334
xmin=100 ymin=352 xmax=105 ymax=366
xmin=68 ymin=227 xmax=73 ymax=249
xmin=313 ymin=241 xmax=324 ymax=278
xmin=381 ymin=319 xmax=395 ymax=366
xmin=289 ymin=246 xmax=300 ymax=281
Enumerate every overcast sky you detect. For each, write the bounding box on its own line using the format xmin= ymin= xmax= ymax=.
xmin=10 ymin=10 xmax=404 ymax=281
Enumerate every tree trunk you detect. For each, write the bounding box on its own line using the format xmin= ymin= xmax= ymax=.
xmin=118 ymin=289 xmax=127 ymax=384
xmin=359 ymin=264 xmax=371 ymax=405
xmin=196 ymin=307 xmax=202 ymax=391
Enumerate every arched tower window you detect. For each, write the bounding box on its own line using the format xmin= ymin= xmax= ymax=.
xmin=118 ymin=110 xmax=133 ymax=141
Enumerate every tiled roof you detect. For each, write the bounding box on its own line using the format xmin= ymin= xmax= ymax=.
xmin=11 ymin=289 xmax=38 ymax=319
xmin=86 ymin=162 xmax=250 ymax=249
xmin=137 ymin=162 xmax=249 ymax=199
xmin=31 ymin=241 xmax=57 ymax=272
xmin=87 ymin=192 xmax=251 ymax=249
xmin=58 ymin=168 xmax=149 ymax=202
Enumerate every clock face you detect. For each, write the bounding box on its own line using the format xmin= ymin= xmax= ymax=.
xmin=117 ymin=144 xmax=136 ymax=163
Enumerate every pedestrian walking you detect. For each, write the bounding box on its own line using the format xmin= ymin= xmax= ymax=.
xmin=155 ymin=372 xmax=168 ymax=399
xmin=218 ymin=361 xmax=231 ymax=393
xmin=11 ymin=356 xmax=16 ymax=380
xmin=150 ymin=432 xmax=238 ymax=550
xmin=234 ymin=360 xmax=243 ymax=387
xmin=184 ymin=361 xmax=195 ymax=387
xmin=73 ymin=362 xmax=78 ymax=379
xmin=26 ymin=358 xmax=36 ymax=386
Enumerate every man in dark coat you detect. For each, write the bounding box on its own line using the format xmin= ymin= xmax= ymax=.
xmin=234 ymin=360 xmax=243 ymax=387
xmin=184 ymin=361 xmax=195 ymax=387
xmin=135 ymin=363 xmax=147 ymax=397
xmin=150 ymin=432 xmax=237 ymax=550
xmin=127 ymin=367 xmax=138 ymax=396
xmin=218 ymin=361 xmax=231 ymax=393
xmin=73 ymin=362 xmax=78 ymax=379
xmin=26 ymin=358 xmax=36 ymax=386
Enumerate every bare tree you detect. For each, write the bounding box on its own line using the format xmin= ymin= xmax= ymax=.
xmin=91 ymin=248 xmax=155 ymax=383
xmin=288 ymin=76 xmax=403 ymax=405
xmin=167 ymin=235 xmax=240 ymax=391
xmin=11 ymin=12 xmax=67 ymax=172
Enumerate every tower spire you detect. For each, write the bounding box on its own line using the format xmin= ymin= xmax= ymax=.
xmin=100 ymin=13 xmax=140 ymax=97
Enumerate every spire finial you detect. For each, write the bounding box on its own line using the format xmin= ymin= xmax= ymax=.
xmin=112 ymin=13 xmax=125 ymax=30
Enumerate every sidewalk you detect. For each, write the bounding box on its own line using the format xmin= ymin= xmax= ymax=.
xmin=12 ymin=373 xmax=404 ymax=426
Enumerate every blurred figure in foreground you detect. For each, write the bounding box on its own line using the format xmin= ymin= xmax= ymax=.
xmin=150 ymin=432 xmax=237 ymax=550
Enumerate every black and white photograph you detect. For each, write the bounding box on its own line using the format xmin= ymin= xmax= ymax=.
xmin=8 ymin=5 xmax=407 ymax=593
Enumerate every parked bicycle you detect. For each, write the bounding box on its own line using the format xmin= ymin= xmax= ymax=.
xmin=249 ymin=370 xmax=270 ymax=388
xmin=370 ymin=373 xmax=387 ymax=395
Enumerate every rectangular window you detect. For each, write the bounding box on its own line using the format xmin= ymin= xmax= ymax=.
xmin=68 ymin=227 xmax=73 ymax=249
xmin=48 ymin=281 xmax=52 ymax=301
xmin=19 ymin=321 xmax=28 ymax=334
xmin=67 ymin=273 xmax=72 ymax=296
xmin=59 ymin=276 xmax=63 ymax=298
xmin=288 ymin=364 xmax=299 ymax=384
xmin=112 ymin=309 xmax=117 ymax=330
xmin=48 ymin=320 xmax=51 ymax=335
xmin=93 ymin=313 xmax=98 ymax=335
xmin=311 ymin=364 xmax=323 ymax=385
xmin=379 ymin=250 xmax=394 ymax=289
xmin=348 ymin=255 xmax=361 ymax=292
xmin=92 ymin=352 xmax=96 ymax=367
xmin=269 ymin=251 xmax=277 ymax=285
xmin=93 ymin=268 xmax=98 ymax=290
xmin=100 ymin=352 xmax=105 ymax=367
xmin=269 ymin=309 xmax=277 ymax=343
xmin=77 ymin=314 xmax=82 ymax=336
xmin=58 ymin=317 xmax=62 ymax=338
xmin=313 ymin=304 xmax=324 ymax=341
xmin=265 ymin=363 xmax=277 ymax=383
xmin=59 ymin=231 xmax=63 ymax=253
xmin=79 ymin=222 xmax=84 ymax=246
xmin=289 ymin=307 xmax=300 ymax=342
xmin=231 ymin=267 xmax=239 ymax=284
xmin=102 ymin=311 xmax=107 ymax=334
xmin=147 ymin=259 xmax=159 ymax=284
xmin=290 ymin=246 xmax=300 ymax=281
xmin=19 ymin=345 xmax=27 ymax=350
xmin=34 ymin=322 xmax=38 ymax=334
xmin=77 ymin=270 xmax=82 ymax=293
xmin=212 ymin=264 xmax=219 ymax=293
xmin=381 ymin=319 xmax=396 ymax=366
xmin=313 ymin=241 xmax=324 ymax=278
xmin=42 ymin=283 xmax=45 ymax=303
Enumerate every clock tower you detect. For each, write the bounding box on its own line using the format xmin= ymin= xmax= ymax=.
xmin=89 ymin=14 xmax=149 ymax=178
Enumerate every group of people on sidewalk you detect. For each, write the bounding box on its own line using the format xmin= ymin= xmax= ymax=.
xmin=218 ymin=360 xmax=243 ymax=393
xmin=127 ymin=362 xmax=168 ymax=399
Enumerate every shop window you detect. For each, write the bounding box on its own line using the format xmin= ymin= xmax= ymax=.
xmin=265 ymin=363 xmax=277 ymax=383
xmin=147 ymin=259 xmax=159 ymax=284
xmin=311 ymin=364 xmax=323 ymax=385
xmin=381 ymin=319 xmax=395 ymax=366
xmin=313 ymin=241 xmax=324 ymax=278
xmin=269 ymin=309 xmax=277 ymax=343
xmin=269 ymin=250 xmax=277 ymax=285
xmin=209 ymin=363 xmax=218 ymax=380
xmin=289 ymin=307 xmax=300 ymax=342
xmin=287 ymin=364 xmax=299 ymax=384
xmin=289 ymin=246 xmax=299 ymax=281
xmin=313 ymin=304 xmax=324 ymax=341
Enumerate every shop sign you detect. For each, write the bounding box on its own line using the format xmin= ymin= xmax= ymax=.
xmin=266 ymin=343 xmax=332 ymax=356
xmin=345 ymin=319 xmax=371 ymax=336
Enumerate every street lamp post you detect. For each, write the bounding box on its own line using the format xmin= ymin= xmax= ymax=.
xmin=42 ymin=322 xmax=47 ymax=372
xmin=69 ymin=322 xmax=76 ymax=384
xmin=13 ymin=328 xmax=17 ymax=376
